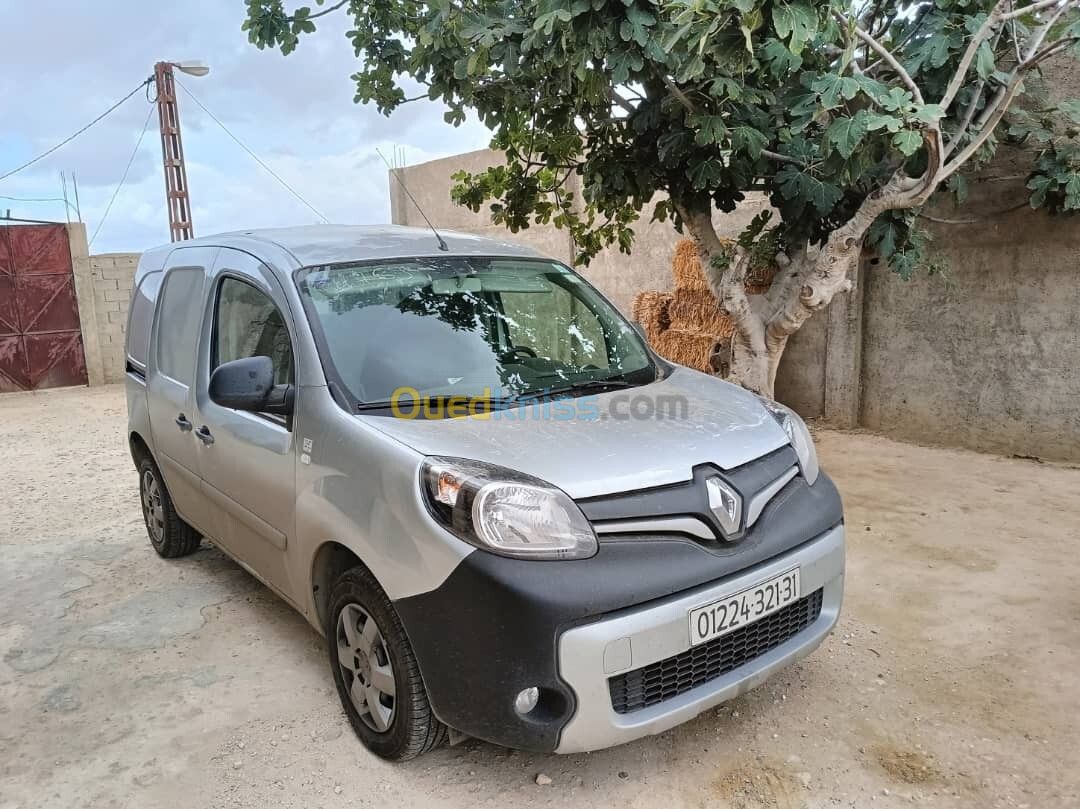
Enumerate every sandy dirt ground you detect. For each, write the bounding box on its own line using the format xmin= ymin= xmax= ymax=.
xmin=1 ymin=385 xmax=1078 ymax=809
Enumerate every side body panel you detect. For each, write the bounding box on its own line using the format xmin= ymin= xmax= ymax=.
xmin=125 ymin=255 xmax=165 ymax=461
xmin=145 ymin=247 xmax=219 ymax=534
xmin=293 ymin=390 xmax=475 ymax=628
xmin=191 ymin=248 xmax=299 ymax=602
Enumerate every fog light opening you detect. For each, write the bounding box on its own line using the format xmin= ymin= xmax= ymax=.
xmin=514 ymin=686 xmax=540 ymax=716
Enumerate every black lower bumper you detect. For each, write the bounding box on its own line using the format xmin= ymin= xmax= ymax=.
xmin=392 ymin=471 xmax=842 ymax=752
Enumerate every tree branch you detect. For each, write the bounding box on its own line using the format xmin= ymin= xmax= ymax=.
xmin=837 ymin=10 xmax=924 ymax=104
xmin=765 ymin=242 xmax=811 ymax=312
xmin=940 ymin=1 xmax=1080 ymax=180
xmin=945 ymin=23 xmax=1007 ymax=158
xmin=1000 ymin=0 xmax=1071 ymax=23
xmin=663 ymin=76 xmax=697 ymax=114
xmin=287 ymin=0 xmax=350 ymax=22
xmin=1018 ymin=1 xmax=1075 ymax=60
xmin=940 ymin=0 xmax=1009 ymax=113
xmin=1029 ymin=35 xmax=1080 ymax=64
xmin=761 ymin=149 xmax=807 ymax=167
xmin=611 ymin=90 xmax=637 ymax=115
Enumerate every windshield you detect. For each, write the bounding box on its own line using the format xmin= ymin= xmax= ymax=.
xmin=296 ymin=257 xmax=657 ymax=410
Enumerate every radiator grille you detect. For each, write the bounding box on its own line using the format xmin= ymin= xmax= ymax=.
xmin=608 ymin=589 xmax=824 ymax=714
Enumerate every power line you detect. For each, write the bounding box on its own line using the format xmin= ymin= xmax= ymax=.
xmin=0 ymin=79 xmax=151 ymax=183
xmin=0 ymin=194 xmax=75 ymax=209
xmin=90 ymin=104 xmax=155 ymax=248
xmin=174 ymin=78 xmax=330 ymax=224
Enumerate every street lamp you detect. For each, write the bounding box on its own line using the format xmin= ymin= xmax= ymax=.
xmin=173 ymin=61 xmax=210 ymax=78
xmin=153 ymin=59 xmax=209 ymax=242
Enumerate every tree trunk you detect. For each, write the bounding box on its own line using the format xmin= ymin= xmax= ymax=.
xmin=675 ymin=204 xmax=771 ymax=394
xmin=674 ymin=205 xmax=863 ymax=399
xmin=673 ymin=146 xmax=943 ymax=399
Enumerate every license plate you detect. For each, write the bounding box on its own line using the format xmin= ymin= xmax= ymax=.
xmin=688 ymin=568 xmax=801 ymax=647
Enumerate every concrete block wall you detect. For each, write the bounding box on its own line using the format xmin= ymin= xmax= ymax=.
xmin=88 ymin=253 xmax=139 ymax=384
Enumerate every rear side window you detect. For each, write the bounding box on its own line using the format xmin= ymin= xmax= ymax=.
xmin=156 ymin=267 xmax=205 ymax=383
xmin=126 ymin=272 xmax=162 ymax=370
xmin=214 ymin=278 xmax=294 ymax=386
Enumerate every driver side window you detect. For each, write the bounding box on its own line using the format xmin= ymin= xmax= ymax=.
xmin=215 ymin=278 xmax=294 ymax=386
xmin=500 ymin=287 xmax=609 ymax=369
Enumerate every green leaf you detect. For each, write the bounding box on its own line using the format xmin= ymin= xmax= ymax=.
xmin=812 ymin=74 xmax=860 ymax=110
xmin=625 ymin=4 xmax=655 ymax=27
xmin=911 ymin=31 xmax=954 ymax=72
xmin=868 ymin=216 xmax=900 ymax=259
xmin=657 ymin=130 xmax=689 ymax=165
xmin=710 ymin=76 xmax=743 ymax=100
xmin=1028 ymin=174 xmax=1054 ymax=208
xmin=892 ymin=129 xmax=923 ymax=156
xmin=761 ymin=37 xmax=802 ymax=78
xmin=976 ymin=39 xmax=995 ymax=80
xmin=775 ymin=165 xmax=843 ymax=214
xmin=826 ymin=112 xmax=868 ymax=159
xmin=865 ymin=112 xmax=903 ymax=133
xmin=1065 ymin=174 xmax=1080 ymax=210
xmin=947 ymin=174 xmax=969 ymax=205
xmin=732 ymin=125 xmax=768 ymax=159
xmin=911 ymin=104 xmax=945 ymax=124
xmin=693 ymin=115 xmax=728 ymax=146
xmin=688 ymin=157 xmax=724 ymax=190
xmin=772 ymin=1 xmax=818 ymax=55
xmin=1057 ymin=100 xmax=1080 ymax=125
xmin=880 ymin=87 xmax=914 ymax=113
xmin=853 ymin=74 xmax=889 ymax=101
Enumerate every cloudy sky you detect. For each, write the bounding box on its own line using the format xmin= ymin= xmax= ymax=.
xmin=0 ymin=0 xmax=492 ymax=253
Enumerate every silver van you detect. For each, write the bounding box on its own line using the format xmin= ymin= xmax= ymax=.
xmin=125 ymin=225 xmax=844 ymax=760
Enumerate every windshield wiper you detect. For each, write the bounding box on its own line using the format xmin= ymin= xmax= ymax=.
xmin=528 ymin=377 xmax=635 ymax=399
xmin=355 ymin=400 xmax=399 ymax=412
xmin=356 ymin=395 xmax=524 ymax=413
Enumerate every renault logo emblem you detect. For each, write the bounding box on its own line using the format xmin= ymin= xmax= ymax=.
xmin=705 ymin=477 xmax=742 ymax=538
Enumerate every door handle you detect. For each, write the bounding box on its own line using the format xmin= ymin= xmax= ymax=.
xmin=195 ymin=425 xmax=215 ymax=446
xmin=175 ymin=413 xmax=193 ymax=432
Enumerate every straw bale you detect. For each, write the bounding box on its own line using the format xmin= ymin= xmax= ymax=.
xmin=653 ymin=327 xmax=729 ymax=374
xmin=631 ymin=291 xmax=672 ymax=344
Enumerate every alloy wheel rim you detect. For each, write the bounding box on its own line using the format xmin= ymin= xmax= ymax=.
xmin=141 ymin=470 xmax=165 ymax=543
xmin=336 ymin=603 xmax=396 ymax=733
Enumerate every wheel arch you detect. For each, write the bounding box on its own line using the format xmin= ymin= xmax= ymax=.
xmin=129 ymin=430 xmax=154 ymax=470
xmin=310 ymin=541 xmax=370 ymax=632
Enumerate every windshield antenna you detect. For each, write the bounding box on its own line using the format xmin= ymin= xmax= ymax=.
xmin=377 ymin=147 xmax=449 ymax=252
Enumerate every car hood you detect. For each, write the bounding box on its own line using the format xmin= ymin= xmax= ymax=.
xmin=361 ymin=367 xmax=791 ymax=499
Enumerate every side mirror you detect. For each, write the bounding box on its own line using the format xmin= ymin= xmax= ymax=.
xmin=209 ymin=356 xmax=294 ymax=416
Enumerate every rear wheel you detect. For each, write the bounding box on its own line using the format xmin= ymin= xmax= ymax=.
xmin=327 ymin=567 xmax=447 ymax=761
xmin=138 ymin=457 xmax=201 ymax=558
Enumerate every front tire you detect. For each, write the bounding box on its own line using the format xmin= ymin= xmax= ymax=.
xmin=327 ymin=567 xmax=447 ymax=761
xmin=138 ymin=457 xmax=201 ymax=558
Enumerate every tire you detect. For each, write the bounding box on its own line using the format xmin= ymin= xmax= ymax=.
xmin=138 ymin=457 xmax=201 ymax=558
xmin=327 ymin=566 xmax=448 ymax=761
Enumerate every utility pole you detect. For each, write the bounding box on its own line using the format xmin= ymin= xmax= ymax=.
xmin=152 ymin=60 xmax=208 ymax=242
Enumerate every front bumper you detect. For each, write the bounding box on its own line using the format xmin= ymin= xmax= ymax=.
xmin=555 ymin=524 xmax=845 ymax=753
xmin=393 ymin=471 xmax=844 ymax=753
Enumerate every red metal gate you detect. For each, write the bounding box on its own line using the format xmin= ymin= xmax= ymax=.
xmin=0 ymin=224 xmax=88 ymax=392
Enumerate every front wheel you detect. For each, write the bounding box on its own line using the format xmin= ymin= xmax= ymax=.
xmin=327 ymin=567 xmax=447 ymax=761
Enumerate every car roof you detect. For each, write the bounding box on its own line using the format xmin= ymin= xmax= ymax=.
xmin=139 ymin=224 xmax=546 ymax=277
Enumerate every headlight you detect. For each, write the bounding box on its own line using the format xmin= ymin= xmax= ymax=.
xmin=759 ymin=399 xmax=820 ymax=485
xmin=420 ymin=457 xmax=598 ymax=560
